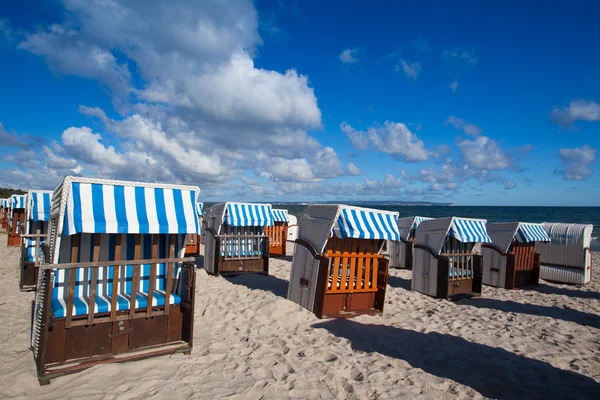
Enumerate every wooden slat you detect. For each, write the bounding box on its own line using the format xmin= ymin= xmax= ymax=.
xmin=41 ymin=256 xmax=195 ymax=270
xmin=65 ymin=235 xmax=79 ymax=329
xmin=348 ymin=239 xmax=357 ymax=290
xmin=87 ymin=235 xmax=101 ymax=325
xmin=371 ymin=240 xmax=378 ymax=289
xmin=130 ymin=235 xmax=141 ymax=319
xmin=147 ymin=235 xmax=159 ymax=317
xmin=110 ymin=235 xmax=122 ymax=321
xmin=341 ymin=238 xmax=350 ymax=290
xmin=164 ymin=234 xmax=175 ymax=315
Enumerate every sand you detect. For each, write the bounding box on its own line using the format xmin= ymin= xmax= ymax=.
xmin=0 ymin=234 xmax=598 ymax=399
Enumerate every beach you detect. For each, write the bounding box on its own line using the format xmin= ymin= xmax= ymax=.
xmin=0 ymin=235 xmax=598 ymax=399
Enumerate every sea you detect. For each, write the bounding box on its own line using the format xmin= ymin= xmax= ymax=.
xmin=275 ymin=205 xmax=600 ymax=251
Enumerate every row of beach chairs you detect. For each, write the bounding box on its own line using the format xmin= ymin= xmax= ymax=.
xmin=0 ymin=176 xmax=593 ymax=385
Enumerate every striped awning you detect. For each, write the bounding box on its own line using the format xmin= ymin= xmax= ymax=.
xmin=335 ymin=207 xmax=400 ymax=241
xmin=196 ymin=202 xmax=204 ymax=216
xmin=1 ymin=198 xmax=9 ymax=208
xmin=225 ymin=203 xmax=273 ymax=227
xmin=11 ymin=194 xmax=26 ymax=209
xmin=448 ymin=218 xmax=491 ymax=243
xmin=413 ymin=216 xmax=432 ymax=229
xmin=515 ymin=223 xmax=550 ymax=243
xmin=64 ymin=182 xmax=199 ymax=235
xmin=30 ymin=191 xmax=52 ymax=222
xmin=272 ymin=209 xmax=289 ymax=223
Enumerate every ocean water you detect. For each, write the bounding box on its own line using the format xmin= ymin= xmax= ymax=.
xmin=278 ymin=205 xmax=600 ymax=251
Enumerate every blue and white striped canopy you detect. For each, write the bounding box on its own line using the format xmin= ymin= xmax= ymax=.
xmin=225 ymin=203 xmax=273 ymax=227
xmin=515 ymin=223 xmax=550 ymax=243
xmin=196 ymin=202 xmax=204 ymax=216
xmin=448 ymin=218 xmax=491 ymax=243
xmin=336 ymin=207 xmax=400 ymax=241
xmin=413 ymin=216 xmax=432 ymax=229
xmin=12 ymin=194 xmax=26 ymax=209
xmin=30 ymin=191 xmax=52 ymax=222
xmin=1 ymin=198 xmax=9 ymax=208
xmin=272 ymin=209 xmax=289 ymax=223
xmin=64 ymin=182 xmax=200 ymax=235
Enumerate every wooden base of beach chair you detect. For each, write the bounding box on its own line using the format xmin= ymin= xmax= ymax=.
xmin=7 ymin=235 xmax=21 ymax=247
xmin=217 ymin=257 xmax=269 ymax=276
xmin=20 ymin=262 xmax=38 ymax=291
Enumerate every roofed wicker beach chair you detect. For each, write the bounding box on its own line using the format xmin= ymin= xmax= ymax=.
xmin=481 ymin=222 xmax=550 ymax=289
xmin=287 ymin=204 xmax=400 ymax=318
xmin=203 ymin=202 xmax=272 ymax=276
xmin=412 ymin=217 xmax=491 ymax=300
xmin=31 ymin=176 xmax=200 ymax=384
xmin=7 ymin=194 xmax=26 ymax=247
xmin=185 ymin=202 xmax=204 ymax=256
xmin=265 ymin=208 xmax=291 ymax=257
xmin=388 ymin=216 xmax=432 ymax=269
xmin=535 ymin=222 xmax=594 ymax=285
xmin=19 ymin=190 xmax=53 ymax=291
xmin=0 ymin=198 xmax=11 ymax=230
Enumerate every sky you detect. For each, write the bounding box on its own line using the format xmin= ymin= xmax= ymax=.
xmin=0 ymin=0 xmax=599 ymax=206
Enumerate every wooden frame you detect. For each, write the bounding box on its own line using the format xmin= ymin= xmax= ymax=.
xmin=32 ymin=235 xmax=196 ymax=385
xmin=204 ymin=226 xmax=269 ymax=276
xmin=7 ymin=208 xmax=25 ymax=247
xmin=294 ymin=237 xmax=389 ymax=319
xmin=265 ymin=221 xmax=288 ymax=257
xmin=482 ymin=242 xmax=540 ymax=289
xmin=1 ymin=207 xmax=8 ymax=230
xmin=414 ymin=244 xmax=483 ymax=300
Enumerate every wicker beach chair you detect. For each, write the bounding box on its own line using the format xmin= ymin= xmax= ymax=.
xmin=535 ymin=223 xmax=593 ymax=285
xmin=265 ymin=209 xmax=290 ymax=257
xmin=7 ymin=194 xmax=26 ymax=247
xmin=388 ymin=216 xmax=432 ymax=269
xmin=203 ymin=202 xmax=272 ymax=276
xmin=19 ymin=190 xmax=53 ymax=291
xmin=412 ymin=217 xmax=491 ymax=300
xmin=287 ymin=204 xmax=400 ymax=318
xmin=185 ymin=202 xmax=204 ymax=256
xmin=30 ymin=176 xmax=200 ymax=384
xmin=481 ymin=222 xmax=549 ymax=289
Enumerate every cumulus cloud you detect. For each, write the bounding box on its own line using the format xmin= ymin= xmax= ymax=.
xmin=339 ymin=48 xmax=359 ymax=63
xmin=342 ymin=121 xmax=431 ymax=162
xmin=445 ymin=115 xmax=482 ymax=136
xmin=557 ymin=145 xmax=595 ymax=180
xmin=550 ymin=100 xmax=600 ymax=128
xmin=457 ymin=135 xmax=510 ymax=170
xmin=396 ymin=60 xmax=421 ymax=80
xmin=346 ymin=162 xmax=361 ymax=176
xmin=0 ymin=122 xmax=28 ymax=148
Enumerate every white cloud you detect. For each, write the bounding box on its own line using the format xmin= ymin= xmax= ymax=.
xmin=557 ymin=145 xmax=595 ymax=180
xmin=396 ymin=60 xmax=421 ymax=80
xmin=504 ymin=180 xmax=516 ymax=190
xmin=445 ymin=115 xmax=482 ymax=136
xmin=458 ymin=135 xmax=510 ymax=170
xmin=449 ymin=81 xmax=458 ymax=93
xmin=551 ymin=100 xmax=600 ymax=128
xmin=339 ymin=48 xmax=359 ymax=63
xmin=443 ymin=49 xmax=478 ymax=64
xmin=342 ymin=121 xmax=431 ymax=162
xmin=346 ymin=162 xmax=361 ymax=176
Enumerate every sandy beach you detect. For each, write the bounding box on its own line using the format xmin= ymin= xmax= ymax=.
xmin=0 ymin=235 xmax=598 ymax=399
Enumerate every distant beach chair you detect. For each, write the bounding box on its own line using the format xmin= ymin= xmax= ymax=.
xmin=19 ymin=190 xmax=53 ymax=291
xmin=481 ymin=222 xmax=550 ymax=289
xmin=203 ymin=202 xmax=272 ymax=275
xmin=412 ymin=217 xmax=491 ymax=300
xmin=31 ymin=176 xmax=200 ymax=384
xmin=287 ymin=204 xmax=400 ymax=318
xmin=7 ymin=194 xmax=26 ymax=247
xmin=1 ymin=198 xmax=10 ymax=230
xmin=535 ymin=222 xmax=593 ymax=285
xmin=388 ymin=216 xmax=432 ymax=269
xmin=185 ymin=202 xmax=204 ymax=256
xmin=265 ymin=208 xmax=290 ymax=257
xmin=286 ymin=214 xmax=299 ymax=253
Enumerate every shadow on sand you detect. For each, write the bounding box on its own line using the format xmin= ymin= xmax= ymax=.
xmin=313 ymin=319 xmax=599 ymax=399
xmin=386 ymin=275 xmax=412 ymax=291
xmin=225 ymin=273 xmax=289 ymax=299
xmin=459 ymin=297 xmax=600 ymax=330
xmin=533 ymin=283 xmax=600 ymax=300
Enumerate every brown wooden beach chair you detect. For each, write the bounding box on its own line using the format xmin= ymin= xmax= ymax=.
xmin=265 ymin=209 xmax=290 ymax=257
xmin=412 ymin=217 xmax=489 ymax=300
xmin=287 ymin=204 xmax=400 ymax=318
xmin=481 ymin=222 xmax=549 ymax=289
xmin=31 ymin=176 xmax=200 ymax=384
xmin=7 ymin=194 xmax=26 ymax=247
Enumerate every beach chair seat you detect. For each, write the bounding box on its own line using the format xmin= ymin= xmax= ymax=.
xmin=51 ymin=289 xmax=181 ymax=318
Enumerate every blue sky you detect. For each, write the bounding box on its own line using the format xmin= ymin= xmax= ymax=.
xmin=0 ymin=0 xmax=599 ymax=205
